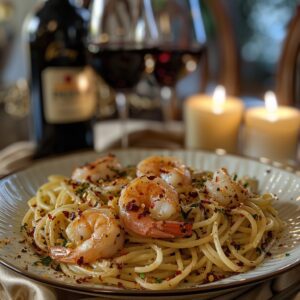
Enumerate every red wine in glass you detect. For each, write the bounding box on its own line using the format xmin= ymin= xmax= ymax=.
xmin=153 ymin=47 xmax=205 ymax=87
xmin=87 ymin=45 xmax=154 ymax=147
xmin=151 ymin=47 xmax=205 ymax=121
xmin=87 ymin=46 xmax=150 ymax=91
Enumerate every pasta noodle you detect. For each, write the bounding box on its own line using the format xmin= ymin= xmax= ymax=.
xmin=21 ymin=155 xmax=284 ymax=290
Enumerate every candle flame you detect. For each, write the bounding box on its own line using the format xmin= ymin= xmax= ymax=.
xmin=212 ymin=85 xmax=226 ymax=114
xmin=264 ymin=91 xmax=278 ymax=121
xmin=265 ymin=91 xmax=278 ymax=113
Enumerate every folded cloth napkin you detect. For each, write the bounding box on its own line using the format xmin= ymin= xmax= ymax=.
xmin=0 ymin=141 xmax=36 ymax=178
xmin=0 ymin=267 xmax=56 ymax=300
xmin=0 ymin=121 xmax=299 ymax=299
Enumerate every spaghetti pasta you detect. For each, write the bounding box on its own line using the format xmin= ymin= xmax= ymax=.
xmin=21 ymin=154 xmax=284 ymax=290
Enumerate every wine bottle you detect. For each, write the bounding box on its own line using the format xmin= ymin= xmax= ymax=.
xmin=24 ymin=0 xmax=95 ymax=158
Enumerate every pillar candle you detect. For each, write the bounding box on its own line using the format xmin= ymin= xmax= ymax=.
xmin=243 ymin=91 xmax=300 ymax=162
xmin=184 ymin=86 xmax=244 ymax=153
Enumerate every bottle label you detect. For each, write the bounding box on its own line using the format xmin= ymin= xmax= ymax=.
xmin=42 ymin=67 xmax=96 ymax=123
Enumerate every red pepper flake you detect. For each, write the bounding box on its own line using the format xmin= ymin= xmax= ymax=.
xmin=94 ymin=191 xmax=102 ymax=197
xmin=147 ymin=176 xmax=156 ymax=180
xmin=48 ymin=214 xmax=55 ymax=220
xmin=117 ymin=282 xmax=124 ymax=288
xmin=188 ymin=191 xmax=198 ymax=198
xmin=62 ymin=211 xmax=69 ymax=218
xmin=179 ymin=223 xmax=192 ymax=236
xmin=76 ymin=278 xmax=82 ymax=284
xmin=78 ymin=209 xmax=83 ymax=217
xmin=28 ymin=228 xmax=35 ymax=237
xmin=126 ymin=201 xmax=139 ymax=212
xmin=138 ymin=207 xmax=150 ymax=219
xmin=175 ymin=270 xmax=182 ymax=275
xmin=77 ymin=256 xmax=84 ymax=265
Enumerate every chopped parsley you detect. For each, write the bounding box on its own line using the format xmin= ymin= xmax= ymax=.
xmin=20 ymin=223 xmax=28 ymax=232
xmin=33 ymin=256 xmax=53 ymax=266
xmin=285 ymin=253 xmax=290 ymax=257
xmin=243 ymin=182 xmax=249 ymax=188
xmin=75 ymin=182 xmax=90 ymax=197
xmin=252 ymin=214 xmax=258 ymax=220
xmin=192 ymin=178 xmax=206 ymax=189
xmin=139 ymin=273 xmax=145 ymax=279
xmin=214 ymin=207 xmax=226 ymax=214
xmin=155 ymin=277 xmax=162 ymax=283
xmin=233 ymin=174 xmax=238 ymax=181
xmin=62 ymin=238 xmax=68 ymax=247
xmin=180 ymin=207 xmax=192 ymax=220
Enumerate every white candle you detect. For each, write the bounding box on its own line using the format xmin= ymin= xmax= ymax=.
xmin=184 ymin=86 xmax=244 ymax=153
xmin=243 ymin=91 xmax=300 ymax=162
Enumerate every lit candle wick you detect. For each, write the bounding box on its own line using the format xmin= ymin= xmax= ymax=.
xmin=264 ymin=91 xmax=278 ymax=121
xmin=212 ymin=85 xmax=226 ymax=114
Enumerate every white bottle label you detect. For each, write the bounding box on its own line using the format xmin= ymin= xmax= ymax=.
xmin=42 ymin=67 xmax=96 ymax=123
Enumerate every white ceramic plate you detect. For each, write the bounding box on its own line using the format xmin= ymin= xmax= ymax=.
xmin=0 ymin=149 xmax=299 ymax=299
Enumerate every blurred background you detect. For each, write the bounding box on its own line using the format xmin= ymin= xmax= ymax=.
xmin=0 ymin=0 xmax=299 ymax=150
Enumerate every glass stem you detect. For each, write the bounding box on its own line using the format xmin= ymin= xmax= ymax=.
xmin=161 ymin=86 xmax=175 ymax=130
xmin=116 ymin=92 xmax=129 ymax=148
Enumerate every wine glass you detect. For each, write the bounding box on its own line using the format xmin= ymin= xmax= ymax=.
xmin=151 ymin=0 xmax=207 ymax=125
xmin=87 ymin=0 xmax=158 ymax=148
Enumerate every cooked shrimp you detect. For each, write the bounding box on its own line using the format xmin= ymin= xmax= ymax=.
xmin=136 ymin=156 xmax=191 ymax=188
xmin=118 ymin=176 xmax=192 ymax=238
xmin=205 ymin=168 xmax=249 ymax=208
xmin=72 ymin=154 xmax=122 ymax=183
xmin=50 ymin=208 xmax=124 ymax=264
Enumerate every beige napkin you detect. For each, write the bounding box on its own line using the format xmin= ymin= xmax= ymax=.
xmin=0 ymin=120 xmax=299 ymax=299
xmin=0 ymin=267 xmax=56 ymax=300
xmin=0 ymin=141 xmax=35 ymax=178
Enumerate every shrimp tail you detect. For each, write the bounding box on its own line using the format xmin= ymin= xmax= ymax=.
xmin=150 ymin=221 xmax=193 ymax=238
xmin=49 ymin=246 xmax=77 ymax=263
